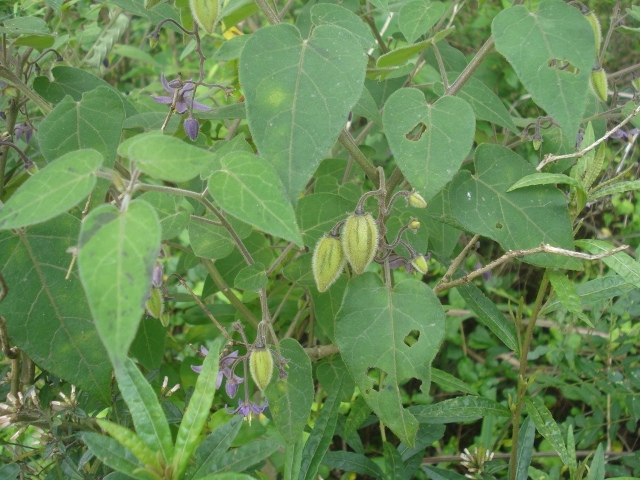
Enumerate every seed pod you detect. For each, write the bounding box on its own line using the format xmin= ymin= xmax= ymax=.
xmin=189 ymin=0 xmax=222 ymax=34
xmin=250 ymin=348 xmax=274 ymax=392
xmin=590 ymin=67 xmax=608 ymax=102
xmin=145 ymin=287 xmax=164 ymax=319
xmin=312 ymin=234 xmax=346 ymax=292
xmin=408 ymin=192 xmax=427 ymax=208
xmin=342 ymin=212 xmax=378 ymax=274
xmin=411 ymin=255 xmax=429 ymax=275
xmin=584 ymin=10 xmax=602 ymax=54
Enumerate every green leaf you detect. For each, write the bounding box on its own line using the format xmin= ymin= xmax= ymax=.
xmin=509 ymin=417 xmax=536 ymax=480
xmin=575 ymin=239 xmax=640 ymax=289
xmin=129 ymin=318 xmax=166 ymax=371
xmin=296 ymin=192 xmax=354 ymax=249
xmin=309 ymin=275 xmax=347 ymax=342
xmin=383 ymin=89 xmax=475 ymax=203
xmin=138 ymin=191 xmax=190 ymax=240
xmin=398 ymin=0 xmax=447 ymax=44
xmin=456 ymin=283 xmax=519 ymax=353
xmin=0 ymin=149 xmax=102 ymax=230
xmin=0 ymin=215 xmax=111 ymax=403
xmin=204 ymin=437 xmax=282 ymax=474
xmin=323 ymin=451 xmax=384 ymax=478
xmin=173 ymin=338 xmax=224 ymax=479
xmin=0 ymin=464 xmax=20 ymax=479
xmin=78 ymin=200 xmax=161 ymax=360
xmin=431 ymin=368 xmax=478 ymax=395
xmin=234 ymin=263 xmax=268 ymax=291
xmin=409 ymin=396 xmax=510 ymax=424
xmin=265 ymin=338 xmax=314 ymax=445
xmin=492 ymin=0 xmax=595 ymax=138
xmin=188 ymin=218 xmax=236 ymax=260
xmin=38 ymin=86 xmax=125 ymax=166
xmin=118 ymin=131 xmax=213 ymax=183
xmin=524 ymin=396 xmax=570 ymax=466
xmin=283 ymin=434 xmax=304 ymax=480
xmin=377 ymin=39 xmax=431 ymax=68
xmin=113 ymin=357 xmax=174 ymax=464
xmin=96 ymin=419 xmax=162 ymax=471
xmin=336 ymin=274 xmax=445 ymax=446
xmin=207 ymin=151 xmax=303 ymax=245
xmin=422 ymin=465 xmax=468 ymax=480
xmin=282 ymin=252 xmax=315 ymax=288
xmin=316 ymin=355 xmax=355 ymax=402
xmin=383 ymin=442 xmax=405 ymax=480
xmin=507 ymin=173 xmax=584 ymax=192
xmin=0 ymin=17 xmax=49 ymax=35
xmin=82 ymin=433 xmax=150 ymax=480
xmin=299 ymin=386 xmax=343 ymax=480
xmin=239 ymin=23 xmax=367 ymax=202
xmin=13 ymin=34 xmax=55 ymax=51
xmin=190 ymin=416 xmax=243 ymax=479
xmin=310 ymin=4 xmax=375 ymax=49
xmin=547 ymin=270 xmax=592 ymax=327
xmin=449 ymin=144 xmax=580 ymax=269
xmin=590 ymin=179 xmax=640 ymax=200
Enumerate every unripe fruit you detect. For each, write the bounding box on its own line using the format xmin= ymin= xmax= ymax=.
xmin=189 ymin=0 xmax=221 ymax=34
xmin=313 ymin=234 xmax=346 ymax=292
xmin=411 ymin=255 xmax=429 ymax=275
xmin=584 ymin=11 xmax=602 ymax=54
xmin=408 ymin=192 xmax=427 ymax=208
xmin=408 ymin=220 xmax=420 ymax=231
xmin=342 ymin=212 xmax=378 ymax=275
xmin=250 ymin=348 xmax=274 ymax=392
xmin=590 ymin=67 xmax=608 ymax=102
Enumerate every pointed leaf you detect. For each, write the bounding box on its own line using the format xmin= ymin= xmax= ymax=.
xmin=336 ymin=274 xmax=445 ymax=446
xmin=590 ymin=179 xmax=640 ymax=200
xmin=114 ymin=357 xmax=174 ymax=464
xmin=239 ymin=23 xmax=367 ymax=202
xmin=509 ymin=416 xmax=536 ymax=480
xmin=299 ymin=386 xmax=343 ymax=480
xmin=0 ymin=149 xmax=102 ymax=230
xmin=310 ymin=4 xmax=375 ymax=49
xmin=78 ymin=200 xmax=161 ymax=360
xmin=207 ymin=151 xmax=303 ymax=245
xmin=422 ymin=466 xmax=468 ymax=480
xmin=409 ymin=396 xmax=510 ymax=424
xmin=383 ymin=442 xmax=405 ymax=480
xmin=524 ymin=396 xmax=570 ymax=466
xmin=96 ymin=419 xmax=162 ymax=471
xmin=234 ymin=263 xmax=268 ymax=291
xmin=456 ymin=283 xmax=519 ymax=353
xmin=118 ymin=131 xmax=213 ymax=183
xmin=82 ymin=433 xmax=150 ymax=480
xmin=431 ymin=368 xmax=478 ymax=395
xmin=205 ymin=437 xmax=282 ymax=474
xmin=296 ymin=192 xmax=354 ymax=249
xmin=265 ymin=338 xmax=314 ymax=445
xmin=587 ymin=444 xmax=605 ymax=480
xmin=507 ymin=173 xmax=584 ymax=192
xmin=449 ymin=144 xmax=580 ymax=269
xmin=0 ymin=216 xmax=111 ymax=403
xmin=492 ymin=0 xmax=595 ymax=138
xmin=173 ymin=337 xmax=224 ymax=479
xmin=576 ymin=239 xmax=640 ymax=289
xmin=383 ymin=89 xmax=475 ymax=203
xmin=322 ymin=451 xmax=384 ymax=478
xmin=38 ymin=86 xmax=125 ymax=166
xmin=190 ymin=416 xmax=243 ymax=479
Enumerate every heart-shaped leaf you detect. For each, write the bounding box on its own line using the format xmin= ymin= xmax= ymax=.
xmin=398 ymin=0 xmax=447 ymax=44
xmin=336 ymin=274 xmax=445 ymax=446
xmin=383 ymin=89 xmax=475 ymax=202
xmin=239 ymin=23 xmax=367 ymax=203
xmin=492 ymin=0 xmax=595 ymax=139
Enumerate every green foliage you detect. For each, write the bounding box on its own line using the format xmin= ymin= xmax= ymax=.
xmin=1 ymin=0 xmax=639 ymax=479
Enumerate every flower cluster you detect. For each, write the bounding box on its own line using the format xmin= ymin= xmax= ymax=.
xmin=460 ymin=446 xmax=495 ymax=478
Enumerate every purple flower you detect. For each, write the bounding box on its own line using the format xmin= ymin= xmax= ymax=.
xmin=226 ymin=399 xmax=269 ymax=420
xmin=14 ymin=123 xmax=33 ymax=143
xmin=184 ymin=116 xmax=199 ymax=141
xmin=151 ymin=74 xmax=212 ymax=114
xmin=191 ymin=347 xmax=244 ymax=398
xmin=611 ymin=127 xmax=639 ymax=141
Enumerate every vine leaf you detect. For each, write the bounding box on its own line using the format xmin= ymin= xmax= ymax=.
xmin=336 ymin=274 xmax=445 ymax=447
xmin=449 ymin=144 xmax=580 ymax=269
xmin=78 ymin=200 xmax=161 ymax=361
xmin=0 ymin=215 xmax=111 ymax=403
xmin=0 ymin=149 xmax=102 ymax=230
xmin=239 ymin=23 xmax=367 ymax=203
xmin=383 ymin=89 xmax=475 ymax=203
xmin=207 ymin=151 xmax=303 ymax=246
xmin=492 ymin=0 xmax=595 ymax=139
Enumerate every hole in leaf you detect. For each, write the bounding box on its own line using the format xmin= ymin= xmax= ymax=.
xmin=405 ymin=122 xmax=427 ymax=141
xmin=495 ymin=222 xmax=503 ymax=229
xmin=547 ymin=58 xmax=580 ymax=75
xmin=366 ymin=367 xmax=386 ymax=392
xmin=404 ymin=329 xmax=420 ymax=347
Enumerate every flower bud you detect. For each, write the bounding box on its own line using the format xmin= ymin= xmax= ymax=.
xmin=189 ymin=0 xmax=222 ymax=34
xmin=342 ymin=212 xmax=378 ymax=274
xmin=532 ymin=138 xmax=542 ymax=151
xmin=145 ymin=287 xmax=164 ymax=319
xmin=408 ymin=220 xmax=420 ymax=231
xmin=184 ymin=116 xmax=200 ymax=141
xmin=590 ymin=67 xmax=608 ymax=102
xmin=249 ymin=348 xmax=273 ymax=392
xmin=584 ymin=10 xmax=601 ymax=54
xmin=633 ymin=77 xmax=640 ymax=92
xmin=410 ymin=255 xmax=428 ymax=275
xmin=408 ymin=192 xmax=427 ymax=208
xmin=312 ymin=234 xmax=346 ymax=292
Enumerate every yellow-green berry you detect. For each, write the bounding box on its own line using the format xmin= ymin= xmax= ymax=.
xmin=312 ymin=234 xmax=346 ymax=292
xmin=342 ymin=212 xmax=378 ymax=274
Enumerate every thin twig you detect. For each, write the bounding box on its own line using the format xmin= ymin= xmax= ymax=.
xmin=434 ymin=243 xmax=629 ymax=294
xmin=440 ymin=234 xmax=480 ymax=285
